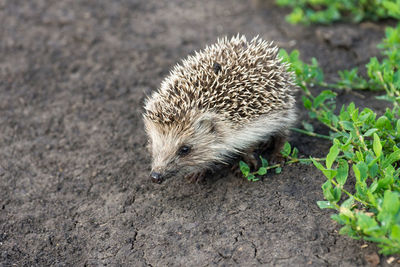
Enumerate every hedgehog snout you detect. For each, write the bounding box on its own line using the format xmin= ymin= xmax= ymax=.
xmin=150 ymin=171 xmax=163 ymax=184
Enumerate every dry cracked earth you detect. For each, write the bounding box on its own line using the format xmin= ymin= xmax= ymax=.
xmin=0 ymin=0 xmax=398 ymax=266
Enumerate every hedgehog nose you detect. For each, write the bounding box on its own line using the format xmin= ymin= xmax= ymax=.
xmin=150 ymin=172 xmax=163 ymax=184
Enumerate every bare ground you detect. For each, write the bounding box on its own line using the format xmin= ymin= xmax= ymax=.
xmin=0 ymin=0 xmax=398 ymax=266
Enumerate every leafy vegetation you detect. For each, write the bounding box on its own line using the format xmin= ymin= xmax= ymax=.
xmin=239 ymin=142 xmax=316 ymax=182
xmin=279 ymin=24 xmax=400 ymax=92
xmin=240 ymin=23 xmax=400 ymax=255
xmin=276 ymin=0 xmax=400 ymax=25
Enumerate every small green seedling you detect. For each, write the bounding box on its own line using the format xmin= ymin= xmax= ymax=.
xmin=239 ymin=156 xmax=268 ymax=182
xmin=240 ymin=141 xmax=324 ymax=181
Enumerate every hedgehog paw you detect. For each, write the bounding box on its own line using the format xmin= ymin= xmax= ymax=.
xmin=268 ymin=134 xmax=287 ymax=166
xmin=231 ymin=151 xmax=261 ymax=178
xmin=243 ymin=151 xmax=261 ymax=171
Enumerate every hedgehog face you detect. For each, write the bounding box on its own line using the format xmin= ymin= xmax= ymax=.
xmin=144 ymin=113 xmax=222 ymax=183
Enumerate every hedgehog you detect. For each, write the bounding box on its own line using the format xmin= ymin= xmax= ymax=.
xmin=143 ymin=35 xmax=298 ymax=184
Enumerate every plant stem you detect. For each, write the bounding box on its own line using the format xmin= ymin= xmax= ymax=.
xmin=291 ymin=127 xmax=332 ymax=140
xmin=354 ymin=125 xmax=368 ymax=151
xmin=330 ymin=179 xmax=369 ymax=207
xmin=263 ymin=155 xmax=346 ymax=171
xmin=376 ymin=70 xmax=400 ymax=111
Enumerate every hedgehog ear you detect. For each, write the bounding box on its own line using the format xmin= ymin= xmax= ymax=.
xmin=195 ymin=114 xmax=217 ymax=134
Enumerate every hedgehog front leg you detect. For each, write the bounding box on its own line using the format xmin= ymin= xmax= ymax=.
xmin=231 ymin=149 xmax=261 ymax=177
xmin=267 ymin=133 xmax=287 ymax=165
xmin=231 ymin=133 xmax=288 ymax=177
xmin=239 ymin=134 xmax=288 ymax=170
xmin=242 ymin=151 xmax=261 ymax=170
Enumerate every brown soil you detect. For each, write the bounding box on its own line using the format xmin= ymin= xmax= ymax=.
xmin=0 ymin=0 xmax=397 ymax=266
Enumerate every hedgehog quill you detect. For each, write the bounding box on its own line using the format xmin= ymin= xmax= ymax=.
xmin=143 ymin=35 xmax=298 ymax=184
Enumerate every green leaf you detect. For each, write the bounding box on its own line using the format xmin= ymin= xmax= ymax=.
xmin=331 ymin=214 xmax=346 ymax=224
xmin=312 ymin=158 xmax=325 ymax=171
xmin=333 ymin=187 xmax=342 ymax=202
xmin=339 ymin=107 xmax=350 ymax=121
xmin=313 ymin=90 xmax=336 ymax=108
xmin=373 ymin=133 xmax=382 ymax=158
xmin=302 ymin=121 xmax=314 ymax=132
xmin=376 ymin=116 xmax=392 ymax=130
xmin=287 ymin=7 xmax=305 ymax=24
xmin=291 ymin=147 xmax=299 ymax=158
xmin=312 ymin=158 xmax=337 ymax=179
xmin=367 ymin=57 xmax=380 ymax=78
xmin=275 ymin=167 xmax=282 ymax=174
xmin=336 ymin=159 xmax=349 ymax=186
xmin=367 ymin=190 xmax=377 ymax=206
xmin=390 ymin=224 xmax=400 ymax=243
xmin=303 ymin=97 xmax=312 ymax=110
xmin=239 ymin=161 xmax=250 ymax=177
xmin=317 ymin=201 xmax=336 ymax=209
xmin=247 ymin=173 xmax=259 ymax=182
xmin=396 ymin=120 xmax=400 ymax=135
xmin=341 ymin=196 xmax=354 ymax=209
xmin=355 ymin=162 xmax=368 ymax=182
xmin=356 ymin=151 xmax=364 ymax=162
xmin=355 ymin=181 xmax=367 ymax=199
xmin=298 ymin=158 xmax=312 ymax=164
xmin=341 ymin=132 xmax=353 ymax=150
xmin=369 ymin=163 xmax=379 ymax=178
xmin=308 ymin=111 xmax=317 ymax=119
xmin=351 ymin=108 xmax=359 ymax=122
xmin=347 ymin=103 xmax=355 ymax=114
xmin=260 ymin=156 xmax=268 ymax=168
xmin=257 ymin=167 xmax=267 ymax=176
xmin=377 ymin=190 xmax=400 ymax=232
xmin=377 ymin=166 xmax=394 ymax=190
xmin=322 ymin=180 xmax=335 ymax=201
xmin=339 ymin=225 xmax=359 ymax=239
xmin=343 ymin=151 xmax=355 ymax=159
xmin=281 ymin=142 xmax=291 ymax=157
xmin=339 ymin=206 xmax=354 ymax=219
xmin=382 ymin=190 xmax=400 ymax=217
xmin=383 ymin=1 xmax=400 ymax=18
xmin=357 ymin=212 xmax=379 ymax=235
xmin=370 ymin=180 xmax=378 ymax=193
xmin=326 ymin=144 xmax=339 ymax=169
xmin=376 ymin=94 xmax=395 ymax=102
xmin=367 ymin=152 xmax=380 ymax=167
xmin=364 ymin=128 xmax=378 ymax=137
xmin=383 ymin=150 xmax=400 ymax=168
xmin=322 ymin=169 xmax=338 ymax=180
xmin=353 ymin=164 xmax=361 ymax=182
xmin=359 ymin=108 xmax=374 ymax=122
xmin=340 ymin=121 xmax=355 ymax=131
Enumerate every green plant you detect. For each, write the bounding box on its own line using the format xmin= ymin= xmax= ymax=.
xmin=284 ymin=24 xmax=400 ymax=255
xmin=276 ymin=0 xmax=400 ymax=25
xmin=239 ymin=143 xmax=297 ymax=181
xmin=343 ymin=25 xmax=400 ymax=92
xmin=279 ymin=23 xmax=400 ymax=94
xmin=239 ymin=142 xmax=335 ymax=182
xmin=240 ymin=23 xmax=400 ymax=255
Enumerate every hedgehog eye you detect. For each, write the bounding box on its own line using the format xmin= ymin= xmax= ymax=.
xmin=177 ymin=145 xmax=191 ymax=156
xmin=213 ymin=62 xmax=222 ymax=74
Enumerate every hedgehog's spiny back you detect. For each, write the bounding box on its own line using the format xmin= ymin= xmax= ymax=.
xmin=144 ymin=35 xmax=297 ymax=127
